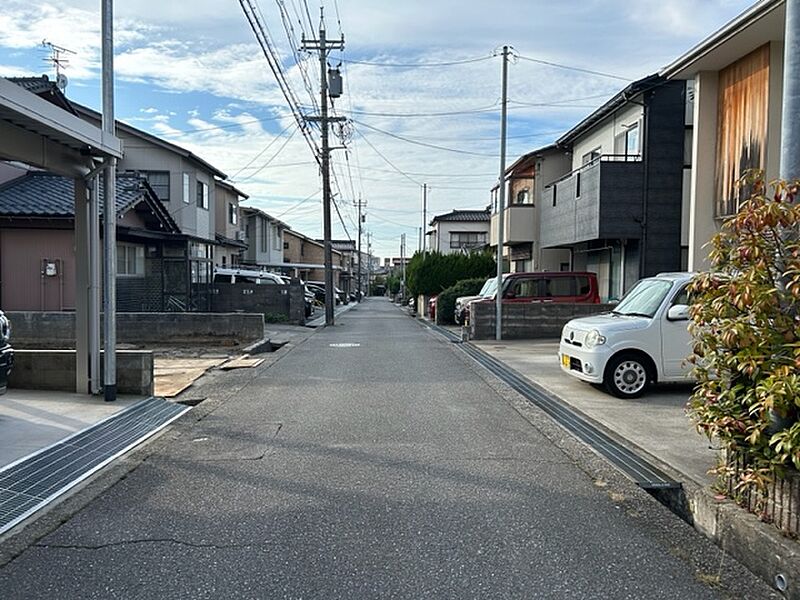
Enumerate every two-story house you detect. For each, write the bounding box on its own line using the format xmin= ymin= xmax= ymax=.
xmin=489 ymin=146 xmax=571 ymax=273
xmin=427 ymin=209 xmax=491 ymax=254
xmin=538 ymin=74 xmax=690 ymax=301
xmin=662 ymin=0 xmax=785 ymax=271
xmin=283 ymin=229 xmax=343 ymax=286
xmin=239 ymin=206 xmax=287 ymax=268
xmin=73 ymin=103 xmax=229 ymax=311
xmin=214 ymin=180 xmax=247 ymax=268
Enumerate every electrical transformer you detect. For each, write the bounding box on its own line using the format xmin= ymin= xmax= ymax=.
xmin=328 ymin=68 xmax=343 ymax=98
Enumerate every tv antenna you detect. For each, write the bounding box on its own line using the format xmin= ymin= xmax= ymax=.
xmin=41 ymin=40 xmax=76 ymax=81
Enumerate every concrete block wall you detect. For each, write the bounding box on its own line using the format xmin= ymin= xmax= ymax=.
xmin=470 ymin=302 xmax=615 ymax=340
xmin=210 ymin=283 xmax=305 ymax=325
xmin=7 ymin=312 xmax=265 ymax=348
xmin=9 ymin=349 xmax=154 ymax=395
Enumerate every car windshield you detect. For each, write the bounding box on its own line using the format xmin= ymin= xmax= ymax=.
xmin=613 ymin=279 xmax=673 ymax=318
xmin=478 ymin=279 xmax=492 ymax=296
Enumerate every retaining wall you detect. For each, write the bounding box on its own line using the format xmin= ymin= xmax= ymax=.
xmin=469 ymin=302 xmax=615 ymax=340
xmin=9 ymin=349 xmax=153 ymax=395
xmin=7 ymin=312 xmax=265 ymax=348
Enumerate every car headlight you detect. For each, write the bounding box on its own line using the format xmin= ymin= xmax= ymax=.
xmin=584 ymin=329 xmax=606 ymax=349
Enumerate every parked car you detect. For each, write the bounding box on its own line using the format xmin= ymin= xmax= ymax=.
xmin=559 ymin=272 xmax=695 ymax=399
xmin=307 ymin=281 xmax=344 ymax=305
xmin=454 ymin=278 xmax=496 ymax=325
xmin=465 ymin=272 xmax=599 ymax=323
xmin=213 ymin=267 xmax=284 ymax=285
xmin=276 ymin=275 xmax=315 ymax=318
xmin=0 ymin=311 xmax=12 ymax=394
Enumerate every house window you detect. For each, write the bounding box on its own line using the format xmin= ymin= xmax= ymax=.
xmin=196 ymin=180 xmax=208 ymax=209
xmin=625 ymin=124 xmax=640 ymax=157
xmin=143 ymin=171 xmax=170 ymax=202
xmin=260 ymin=219 xmax=268 ymax=253
xmin=449 ymin=232 xmax=487 ymax=249
xmin=228 ymin=203 xmax=237 ymax=225
xmin=117 ymin=243 xmax=145 ymax=277
xmin=552 ymin=184 xmax=557 ymax=207
xmin=183 ymin=173 xmax=190 ymax=204
xmin=575 ymin=172 xmax=581 ymax=198
xmin=716 ymin=44 xmax=769 ymax=218
xmin=273 ymin=224 xmax=282 ymax=250
xmin=582 ymin=148 xmax=601 ymax=165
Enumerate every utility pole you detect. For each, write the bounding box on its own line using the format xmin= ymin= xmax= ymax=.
xmin=495 ymin=45 xmax=510 ymax=342
xmin=400 ymin=234 xmax=406 ymax=301
xmin=366 ymin=231 xmax=372 ymax=296
xmin=302 ymin=9 xmax=344 ymax=326
xmin=102 ymin=0 xmax=117 ymax=401
xmin=422 ymin=183 xmax=428 ymax=252
xmin=356 ymin=195 xmax=365 ymax=301
xmin=782 ymin=0 xmax=800 ymax=180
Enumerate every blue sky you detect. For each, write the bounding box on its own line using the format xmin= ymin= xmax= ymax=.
xmin=0 ymin=0 xmax=755 ymax=259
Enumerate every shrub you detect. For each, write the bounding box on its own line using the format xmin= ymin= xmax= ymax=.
xmin=688 ymin=175 xmax=800 ymax=498
xmin=435 ymin=278 xmax=489 ymax=325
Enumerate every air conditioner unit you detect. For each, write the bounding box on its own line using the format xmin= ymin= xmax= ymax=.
xmin=236 ymin=230 xmax=247 ymax=242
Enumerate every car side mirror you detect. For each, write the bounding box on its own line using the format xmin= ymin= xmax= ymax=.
xmin=667 ymin=304 xmax=690 ymax=321
xmin=504 ymin=292 xmax=516 ymax=299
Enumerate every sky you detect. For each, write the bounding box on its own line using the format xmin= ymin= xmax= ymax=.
xmin=0 ymin=0 xmax=756 ymax=260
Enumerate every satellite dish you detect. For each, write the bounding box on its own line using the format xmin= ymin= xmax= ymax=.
xmin=56 ymin=73 xmax=68 ymax=91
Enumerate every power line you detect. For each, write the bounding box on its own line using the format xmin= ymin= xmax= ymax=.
xmin=353 ymin=128 xmax=422 ymax=186
xmin=340 ymin=55 xmax=493 ymax=68
xmin=237 ymin=126 xmax=300 ymax=182
xmin=516 ymin=54 xmax=631 ymax=81
xmin=353 ymin=120 xmax=499 ymax=158
xmin=230 ymin=120 xmax=297 ymax=180
xmin=274 ymin=187 xmax=322 ymax=217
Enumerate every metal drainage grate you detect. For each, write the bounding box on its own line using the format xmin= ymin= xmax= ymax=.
xmin=428 ymin=323 xmax=679 ymax=491
xmin=0 ymin=397 xmax=189 ymax=535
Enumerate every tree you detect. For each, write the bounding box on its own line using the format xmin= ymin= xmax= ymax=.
xmin=688 ymin=175 xmax=800 ymax=497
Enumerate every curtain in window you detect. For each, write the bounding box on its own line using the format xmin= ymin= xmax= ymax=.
xmin=715 ymin=44 xmax=770 ymax=217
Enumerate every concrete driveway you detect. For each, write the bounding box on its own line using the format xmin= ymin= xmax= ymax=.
xmin=471 ymin=339 xmax=717 ymax=486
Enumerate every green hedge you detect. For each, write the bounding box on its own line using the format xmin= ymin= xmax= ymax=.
xmin=406 ymin=251 xmax=495 ymax=297
xmin=435 ymin=277 xmax=489 ymax=325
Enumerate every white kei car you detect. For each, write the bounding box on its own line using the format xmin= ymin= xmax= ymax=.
xmin=559 ymin=272 xmax=695 ymax=399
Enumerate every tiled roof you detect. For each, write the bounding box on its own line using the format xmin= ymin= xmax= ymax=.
xmin=7 ymin=75 xmax=77 ymax=115
xmin=430 ymin=209 xmax=490 ymax=224
xmin=0 ymin=172 xmax=150 ymax=218
xmin=215 ymin=233 xmax=247 ymax=249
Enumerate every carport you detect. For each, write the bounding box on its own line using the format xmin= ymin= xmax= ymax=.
xmin=0 ymin=76 xmax=122 ymax=395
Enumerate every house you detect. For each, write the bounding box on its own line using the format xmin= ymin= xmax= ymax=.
xmin=239 ymin=206 xmax=287 ymax=269
xmin=538 ymin=74 xmax=691 ymax=301
xmin=282 ymin=229 xmax=343 ymax=286
xmin=0 ymin=171 xmax=187 ymax=312
xmin=7 ymin=76 xmax=242 ymax=310
xmin=326 ymin=239 xmax=357 ymax=296
xmin=661 ymin=0 xmax=785 ymax=271
xmin=427 ymin=209 xmax=491 ymax=254
xmin=214 ymin=179 xmax=247 ymax=268
xmin=489 ymin=145 xmax=571 ymax=273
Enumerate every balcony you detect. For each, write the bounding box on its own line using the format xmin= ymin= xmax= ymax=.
xmin=540 ymin=156 xmax=644 ymax=248
xmin=489 ymin=203 xmax=536 ymax=246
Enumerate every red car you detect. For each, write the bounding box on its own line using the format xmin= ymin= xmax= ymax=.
xmin=470 ymin=272 xmax=600 ymax=316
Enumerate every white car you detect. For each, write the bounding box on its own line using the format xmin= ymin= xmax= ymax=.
xmin=454 ymin=278 xmax=495 ymax=324
xmin=559 ymin=272 xmax=695 ymax=399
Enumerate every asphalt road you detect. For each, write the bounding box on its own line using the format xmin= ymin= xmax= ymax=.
xmin=0 ymin=298 xmax=774 ymax=599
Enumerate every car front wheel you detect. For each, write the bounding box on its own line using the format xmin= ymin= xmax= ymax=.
xmin=603 ymin=353 xmax=651 ymax=399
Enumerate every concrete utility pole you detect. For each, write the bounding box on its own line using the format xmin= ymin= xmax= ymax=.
xmin=356 ymin=195 xmax=365 ymax=301
xmin=422 ymin=183 xmax=428 ymax=253
xmin=102 ymin=0 xmax=117 ymax=401
xmin=495 ymin=45 xmax=510 ymax=341
xmin=782 ymin=0 xmax=800 ymax=180
xmin=366 ymin=231 xmax=372 ymax=296
xmin=401 ymin=234 xmax=406 ymax=301
xmin=302 ymin=9 xmax=344 ymax=326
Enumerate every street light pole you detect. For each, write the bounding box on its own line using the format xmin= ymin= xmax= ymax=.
xmin=782 ymin=0 xmax=800 ymax=180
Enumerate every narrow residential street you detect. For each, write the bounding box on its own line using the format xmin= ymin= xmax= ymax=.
xmin=0 ymin=299 xmax=772 ymax=598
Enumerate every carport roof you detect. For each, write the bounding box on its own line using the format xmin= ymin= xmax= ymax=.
xmin=0 ymin=77 xmax=121 ymax=162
